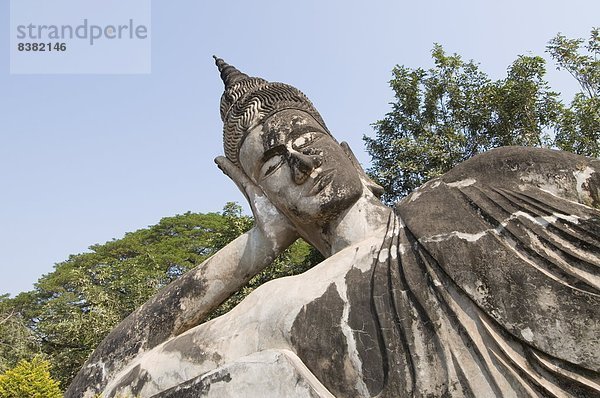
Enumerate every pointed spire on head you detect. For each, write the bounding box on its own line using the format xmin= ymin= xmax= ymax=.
xmin=213 ymin=56 xmax=249 ymax=89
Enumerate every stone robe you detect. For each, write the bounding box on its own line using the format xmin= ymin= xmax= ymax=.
xmin=360 ymin=147 xmax=600 ymax=397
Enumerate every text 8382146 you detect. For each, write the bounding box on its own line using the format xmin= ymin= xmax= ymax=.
xmin=17 ymin=42 xmax=66 ymax=52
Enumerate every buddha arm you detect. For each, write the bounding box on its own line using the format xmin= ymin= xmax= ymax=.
xmin=165 ymin=224 xmax=297 ymax=336
xmin=66 ymin=225 xmax=296 ymax=397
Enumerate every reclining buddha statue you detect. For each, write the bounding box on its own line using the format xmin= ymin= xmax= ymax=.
xmin=67 ymin=58 xmax=600 ymax=398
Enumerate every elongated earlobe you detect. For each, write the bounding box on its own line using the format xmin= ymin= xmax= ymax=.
xmin=340 ymin=141 xmax=384 ymax=198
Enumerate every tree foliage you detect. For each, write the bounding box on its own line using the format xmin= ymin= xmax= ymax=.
xmin=0 ymin=356 xmax=62 ymax=398
xmin=366 ymin=29 xmax=599 ymax=203
xmin=365 ymin=44 xmax=562 ymax=202
xmin=0 ymin=295 xmax=39 ymax=373
xmin=548 ymin=28 xmax=600 ymax=157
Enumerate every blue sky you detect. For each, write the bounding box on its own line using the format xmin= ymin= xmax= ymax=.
xmin=1 ymin=0 xmax=598 ymax=296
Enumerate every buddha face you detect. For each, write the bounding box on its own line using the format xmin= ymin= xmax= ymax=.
xmin=239 ymin=109 xmax=363 ymax=226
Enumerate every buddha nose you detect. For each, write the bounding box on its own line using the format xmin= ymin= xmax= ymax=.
xmin=288 ymin=151 xmax=322 ymax=185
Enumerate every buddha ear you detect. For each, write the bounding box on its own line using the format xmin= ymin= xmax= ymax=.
xmin=340 ymin=141 xmax=384 ymax=199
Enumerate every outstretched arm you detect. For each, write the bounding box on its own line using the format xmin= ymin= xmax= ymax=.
xmin=66 ymin=157 xmax=298 ymax=398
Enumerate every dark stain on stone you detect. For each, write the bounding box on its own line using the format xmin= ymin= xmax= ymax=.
xmin=586 ymin=162 xmax=600 ymax=209
xmin=290 ymin=283 xmax=354 ymax=397
xmin=344 ymin=266 xmax=385 ymax=396
xmin=162 ymin=332 xmax=213 ymax=364
xmin=209 ymin=370 xmax=232 ymax=384
xmin=151 ymin=370 xmax=232 ymax=398
xmin=107 ymin=364 xmax=149 ymax=398
xmin=147 ymin=274 xmax=210 ymax=347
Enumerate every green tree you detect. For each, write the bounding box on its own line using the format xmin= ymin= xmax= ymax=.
xmin=0 ymin=294 xmax=39 ymax=373
xmin=548 ymin=28 xmax=600 ymax=157
xmin=365 ymin=44 xmax=561 ymax=202
xmin=0 ymin=356 xmax=62 ymax=398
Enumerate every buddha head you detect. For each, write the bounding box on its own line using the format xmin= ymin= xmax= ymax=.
xmin=215 ymin=57 xmax=380 ymax=226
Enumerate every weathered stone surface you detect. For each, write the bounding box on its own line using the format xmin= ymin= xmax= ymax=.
xmin=290 ymin=283 xmax=355 ymax=397
xmin=398 ymin=146 xmax=600 ymax=372
xmin=68 ymin=59 xmax=600 ymax=398
xmin=151 ymin=350 xmax=334 ymax=398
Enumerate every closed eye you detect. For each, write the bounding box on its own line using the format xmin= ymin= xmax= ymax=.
xmin=262 ymin=155 xmax=284 ymax=178
xmin=260 ymin=144 xmax=286 ymax=179
xmin=262 ymin=144 xmax=287 ymax=161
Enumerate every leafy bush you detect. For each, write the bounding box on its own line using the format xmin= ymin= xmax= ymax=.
xmin=0 ymin=357 xmax=62 ymax=398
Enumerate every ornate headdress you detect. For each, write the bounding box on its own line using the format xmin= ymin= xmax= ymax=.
xmin=214 ymin=56 xmax=329 ymax=166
